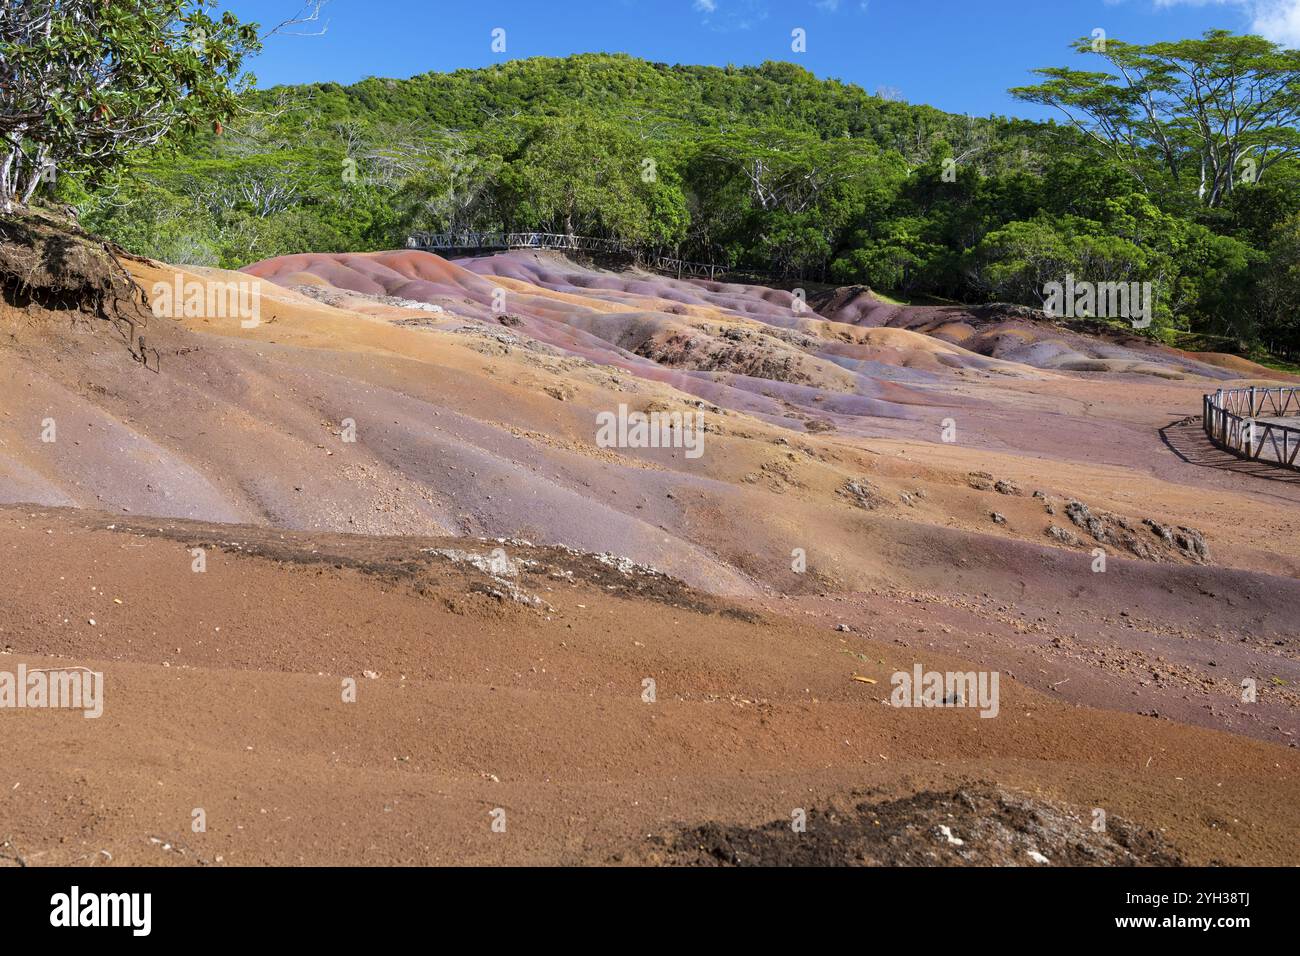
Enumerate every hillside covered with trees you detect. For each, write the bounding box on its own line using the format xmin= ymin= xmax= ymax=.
xmin=69 ymin=41 xmax=1300 ymax=357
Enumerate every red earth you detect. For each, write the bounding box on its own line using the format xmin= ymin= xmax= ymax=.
xmin=1 ymin=246 xmax=1295 ymax=865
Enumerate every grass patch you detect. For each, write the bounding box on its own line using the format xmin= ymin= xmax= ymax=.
xmin=1165 ymin=330 xmax=1300 ymax=376
xmin=872 ymin=289 xmax=960 ymax=307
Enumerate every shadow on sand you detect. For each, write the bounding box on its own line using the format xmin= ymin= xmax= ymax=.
xmin=1159 ymin=418 xmax=1300 ymax=484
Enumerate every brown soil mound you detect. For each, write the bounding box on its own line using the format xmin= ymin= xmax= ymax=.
xmin=0 ymin=208 xmax=145 ymax=322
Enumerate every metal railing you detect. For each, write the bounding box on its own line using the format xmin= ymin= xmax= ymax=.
xmin=1203 ymin=386 xmax=1300 ymax=471
xmin=407 ymin=232 xmax=634 ymax=255
xmin=405 ymin=231 xmax=729 ymax=281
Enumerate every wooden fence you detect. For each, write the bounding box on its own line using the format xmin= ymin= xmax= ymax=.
xmin=1203 ymin=386 xmax=1300 ymax=470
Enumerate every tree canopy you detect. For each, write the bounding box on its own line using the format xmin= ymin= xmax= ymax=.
xmin=18 ymin=35 xmax=1296 ymax=360
xmin=1012 ymin=30 xmax=1300 ymax=208
xmin=0 ymin=0 xmax=261 ymax=211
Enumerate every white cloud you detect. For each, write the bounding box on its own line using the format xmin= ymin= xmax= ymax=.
xmin=1252 ymin=0 xmax=1300 ymax=43
xmin=692 ymin=0 xmax=769 ymax=32
xmin=1153 ymin=0 xmax=1300 ymax=46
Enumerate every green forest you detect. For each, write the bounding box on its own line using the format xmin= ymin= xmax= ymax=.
xmin=71 ymin=37 xmax=1300 ymax=357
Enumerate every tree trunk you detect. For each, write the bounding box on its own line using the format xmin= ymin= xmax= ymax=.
xmin=19 ymin=146 xmax=50 ymax=205
xmin=0 ymin=146 xmax=17 ymax=214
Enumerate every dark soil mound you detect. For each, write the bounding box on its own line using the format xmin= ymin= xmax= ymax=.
xmin=644 ymin=784 xmax=1185 ymax=866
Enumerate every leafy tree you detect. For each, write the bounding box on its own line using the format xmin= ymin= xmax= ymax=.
xmin=1012 ymin=30 xmax=1300 ymax=207
xmin=0 ymin=0 xmax=261 ymax=211
xmin=832 ymin=217 xmax=944 ymax=293
xmin=496 ymin=114 xmax=687 ymax=246
xmin=1222 ymin=176 xmax=1300 ymax=247
xmin=1255 ymin=213 xmax=1300 ymax=356
xmin=966 ymin=216 xmax=1165 ymax=317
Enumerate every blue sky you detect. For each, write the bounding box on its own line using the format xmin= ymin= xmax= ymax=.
xmin=225 ymin=0 xmax=1300 ymax=120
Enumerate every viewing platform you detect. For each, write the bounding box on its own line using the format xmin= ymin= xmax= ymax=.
xmin=1203 ymin=386 xmax=1300 ymax=470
